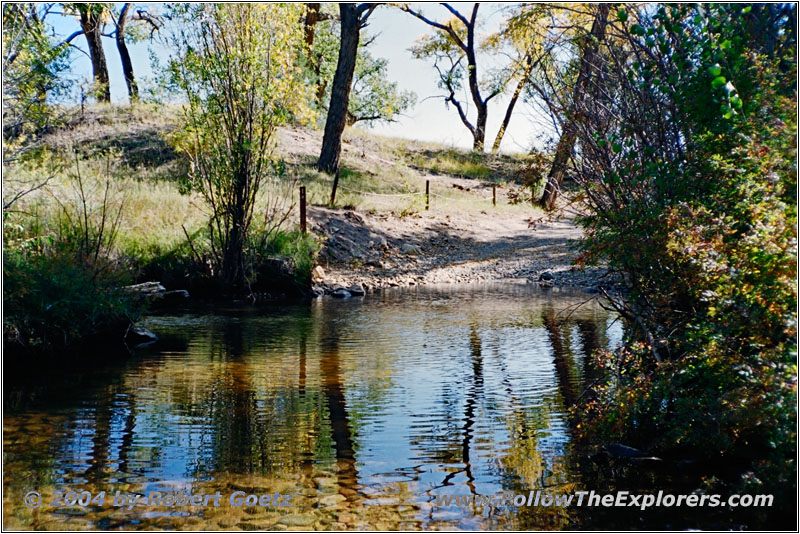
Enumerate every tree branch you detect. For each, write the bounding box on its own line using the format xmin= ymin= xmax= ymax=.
xmin=402 ymin=5 xmax=467 ymax=51
xmin=441 ymin=3 xmax=470 ymax=27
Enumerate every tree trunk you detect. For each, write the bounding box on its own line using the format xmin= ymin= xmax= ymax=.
xmin=492 ymin=54 xmax=534 ymax=153
xmin=539 ymin=4 xmax=610 ymax=210
xmin=222 ymin=167 xmax=247 ymax=289
xmin=464 ymin=5 xmax=485 ymax=152
xmin=304 ymin=3 xmax=320 ymax=54
xmin=473 ymin=103 xmax=487 ymax=151
xmin=116 ymin=4 xmax=138 ymax=102
xmin=79 ymin=8 xmax=111 ymax=102
xmin=318 ymin=4 xmax=360 ymax=180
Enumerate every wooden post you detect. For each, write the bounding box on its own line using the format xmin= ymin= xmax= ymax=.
xmin=425 ymin=180 xmax=430 ymax=210
xmin=300 ymin=186 xmax=307 ymax=234
xmin=492 ymin=185 xmax=496 ymax=206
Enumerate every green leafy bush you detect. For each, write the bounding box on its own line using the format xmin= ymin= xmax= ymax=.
xmin=3 ymin=249 xmax=134 ymax=351
xmin=571 ymin=3 xmax=796 ymax=495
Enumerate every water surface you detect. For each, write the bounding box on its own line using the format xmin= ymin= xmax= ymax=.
xmin=4 ymin=282 xmax=621 ymax=530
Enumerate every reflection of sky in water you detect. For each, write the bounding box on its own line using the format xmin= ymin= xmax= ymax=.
xmin=5 ymin=282 xmax=616 ymax=529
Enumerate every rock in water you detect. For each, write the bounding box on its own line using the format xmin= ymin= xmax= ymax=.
xmin=125 ymin=325 xmax=158 ymax=347
xmin=311 ymin=285 xmax=326 ymax=297
xmin=604 ymin=443 xmax=660 ymax=460
xmin=331 ymin=288 xmax=352 ymax=299
xmin=539 ymin=271 xmax=555 ymax=281
xmin=348 ymin=284 xmax=366 ymax=296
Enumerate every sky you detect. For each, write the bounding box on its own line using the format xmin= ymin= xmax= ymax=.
xmin=48 ymin=3 xmax=553 ymax=153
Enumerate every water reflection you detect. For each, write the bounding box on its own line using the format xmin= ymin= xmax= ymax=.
xmin=4 ymin=282 xmax=618 ymax=530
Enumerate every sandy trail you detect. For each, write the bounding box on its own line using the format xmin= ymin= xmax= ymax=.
xmin=308 ymin=206 xmax=606 ymax=293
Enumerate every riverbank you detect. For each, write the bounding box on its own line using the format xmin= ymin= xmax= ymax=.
xmin=307 ymin=205 xmax=608 ymax=296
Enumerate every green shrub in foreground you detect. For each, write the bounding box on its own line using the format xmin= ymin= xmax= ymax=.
xmin=3 ymin=250 xmax=135 ymax=351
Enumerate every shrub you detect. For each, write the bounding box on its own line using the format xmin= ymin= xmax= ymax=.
xmin=570 ymin=3 xmax=796 ymax=495
xmin=3 ymin=249 xmax=134 ymax=351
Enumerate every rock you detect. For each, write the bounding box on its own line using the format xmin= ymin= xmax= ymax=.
xmin=125 ymin=325 xmax=158 ymax=347
xmin=311 ymin=285 xmax=325 ymax=297
xmin=400 ymin=243 xmax=421 ymax=255
xmin=123 ymin=281 xmax=165 ymax=296
xmin=370 ymin=236 xmax=388 ymax=249
xmin=539 ymin=271 xmax=555 ymax=281
xmin=238 ymin=521 xmax=279 ymax=531
xmin=347 ymin=284 xmax=365 ymax=296
xmin=337 ymin=512 xmax=355 ymax=524
xmin=278 ymin=514 xmax=316 ymax=527
xmin=314 ymin=476 xmax=337 ymax=489
xmin=316 ymin=494 xmax=347 ymax=507
xmin=366 ymin=259 xmax=385 ymax=268
xmin=331 ymin=288 xmax=351 ymax=299
xmin=312 ymin=265 xmax=326 ymax=281
xmin=344 ymin=211 xmax=364 ymax=224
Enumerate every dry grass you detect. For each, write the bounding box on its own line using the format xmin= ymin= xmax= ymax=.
xmin=3 ymin=104 xmax=544 ymax=264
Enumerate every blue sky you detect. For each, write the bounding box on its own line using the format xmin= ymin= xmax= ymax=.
xmin=48 ymin=3 xmax=552 ymax=153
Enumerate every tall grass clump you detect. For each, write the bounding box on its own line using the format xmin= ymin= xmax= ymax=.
xmin=3 ymin=154 xmax=137 ymax=352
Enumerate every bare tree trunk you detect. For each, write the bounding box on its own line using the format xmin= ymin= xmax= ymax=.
xmin=473 ymin=102 xmax=487 ymax=152
xmin=492 ymin=54 xmax=534 ymax=153
xmin=405 ymin=4 xmax=499 ymax=153
xmin=540 ymin=4 xmax=610 ymax=209
xmin=304 ymin=3 xmax=320 ymax=54
xmin=115 ymin=3 xmax=138 ymax=102
xmin=464 ymin=4 xmax=486 ymax=152
xmin=79 ymin=7 xmax=111 ymax=102
xmin=318 ymin=3 xmax=360 ymax=184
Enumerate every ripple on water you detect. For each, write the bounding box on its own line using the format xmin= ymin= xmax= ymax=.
xmin=4 ymin=282 xmax=614 ymax=530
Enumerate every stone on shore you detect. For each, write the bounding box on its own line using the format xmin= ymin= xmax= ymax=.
xmin=347 ymin=284 xmax=365 ymax=296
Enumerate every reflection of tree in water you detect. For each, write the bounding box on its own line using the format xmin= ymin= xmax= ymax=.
xmin=410 ymin=321 xmax=485 ymax=523
xmin=318 ymin=313 xmax=360 ymax=498
xmin=406 ymin=302 xmax=609 ymax=529
xmin=198 ymin=314 xmax=325 ymax=476
xmin=542 ymin=304 xmax=579 ymax=410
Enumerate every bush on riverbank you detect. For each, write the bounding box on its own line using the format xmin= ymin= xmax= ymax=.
xmin=2 ymin=105 xmax=320 ymax=351
xmin=572 ymin=4 xmax=796 ymax=498
xmin=3 ymin=249 xmax=135 ymax=351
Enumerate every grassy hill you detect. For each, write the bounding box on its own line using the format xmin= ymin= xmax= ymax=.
xmin=4 ymin=104 xmax=544 ymax=274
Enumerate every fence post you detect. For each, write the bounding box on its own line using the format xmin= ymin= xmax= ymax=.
xmin=426 ymin=180 xmax=430 ymax=210
xmin=299 ymin=186 xmax=307 ymax=234
xmin=492 ymin=184 xmax=496 ymax=207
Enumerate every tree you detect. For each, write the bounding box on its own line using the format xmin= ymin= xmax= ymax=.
xmin=168 ymin=4 xmax=314 ymax=289
xmin=567 ymin=4 xmax=796 ymax=492
xmin=2 ymin=3 xmax=71 ymax=141
xmin=68 ymin=3 xmax=112 ymax=102
xmin=538 ymin=4 xmax=610 ymax=209
xmin=344 ymin=52 xmax=416 ymax=126
xmin=405 ymin=3 xmax=500 ymax=152
xmin=317 ymin=2 xmax=377 ymax=182
xmin=306 ymin=5 xmax=414 ymax=128
xmin=485 ymin=3 xmax=555 ymax=153
xmin=109 ymin=4 xmax=160 ymax=103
